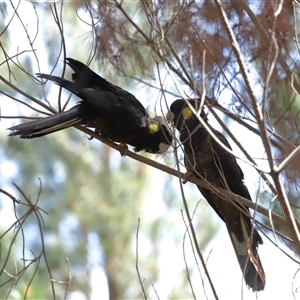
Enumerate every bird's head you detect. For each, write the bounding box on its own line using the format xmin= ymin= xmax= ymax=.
xmin=167 ymin=99 xmax=207 ymax=130
xmin=149 ymin=116 xmax=173 ymax=153
xmin=139 ymin=116 xmax=173 ymax=154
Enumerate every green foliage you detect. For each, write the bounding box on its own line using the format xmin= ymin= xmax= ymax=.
xmin=8 ymin=0 xmax=293 ymax=298
xmin=2 ymin=128 xmax=148 ymax=298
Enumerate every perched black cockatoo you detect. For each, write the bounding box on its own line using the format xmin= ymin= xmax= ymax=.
xmin=8 ymin=58 xmax=172 ymax=154
xmin=167 ymin=99 xmax=265 ymax=291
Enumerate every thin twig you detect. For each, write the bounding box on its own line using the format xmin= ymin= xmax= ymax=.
xmin=135 ymin=218 xmax=147 ymax=300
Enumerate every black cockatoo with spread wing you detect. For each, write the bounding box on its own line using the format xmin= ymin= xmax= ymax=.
xmin=167 ymin=99 xmax=265 ymax=291
xmin=8 ymin=58 xmax=172 ymax=154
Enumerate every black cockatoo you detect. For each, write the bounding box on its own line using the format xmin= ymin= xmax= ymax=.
xmin=8 ymin=58 xmax=172 ymax=154
xmin=167 ymin=99 xmax=265 ymax=291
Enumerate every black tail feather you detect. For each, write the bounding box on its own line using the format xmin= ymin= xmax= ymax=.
xmin=8 ymin=105 xmax=83 ymax=138
xmin=228 ymin=216 xmax=265 ymax=291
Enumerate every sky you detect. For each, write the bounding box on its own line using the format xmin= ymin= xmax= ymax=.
xmin=1 ymin=1 xmax=300 ymax=299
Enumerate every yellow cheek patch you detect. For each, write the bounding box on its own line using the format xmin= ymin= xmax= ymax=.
xmin=182 ymin=106 xmax=193 ymax=119
xmin=148 ymin=122 xmax=160 ymax=134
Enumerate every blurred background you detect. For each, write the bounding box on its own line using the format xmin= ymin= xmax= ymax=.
xmin=1 ymin=1 xmax=300 ymax=299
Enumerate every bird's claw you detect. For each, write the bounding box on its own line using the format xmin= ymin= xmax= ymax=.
xmin=118 ymin=143 xmax=129 ymax=157
xmin=182 ymin=171 xmax=194 ymax=184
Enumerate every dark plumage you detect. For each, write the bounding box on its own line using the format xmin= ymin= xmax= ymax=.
xmin=168 ymin=99 xmax=265 ymax=291
xmin=8 ymin=58 xmax=172 ymax=153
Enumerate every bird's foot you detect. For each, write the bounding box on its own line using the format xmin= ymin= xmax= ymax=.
xmin=118 ymin=143 xmax=129 ymax=157
xmin=182 ymin=171 xmax=194 ymax=184
xmin=87 ymin=128 xmax=100 ymax=140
